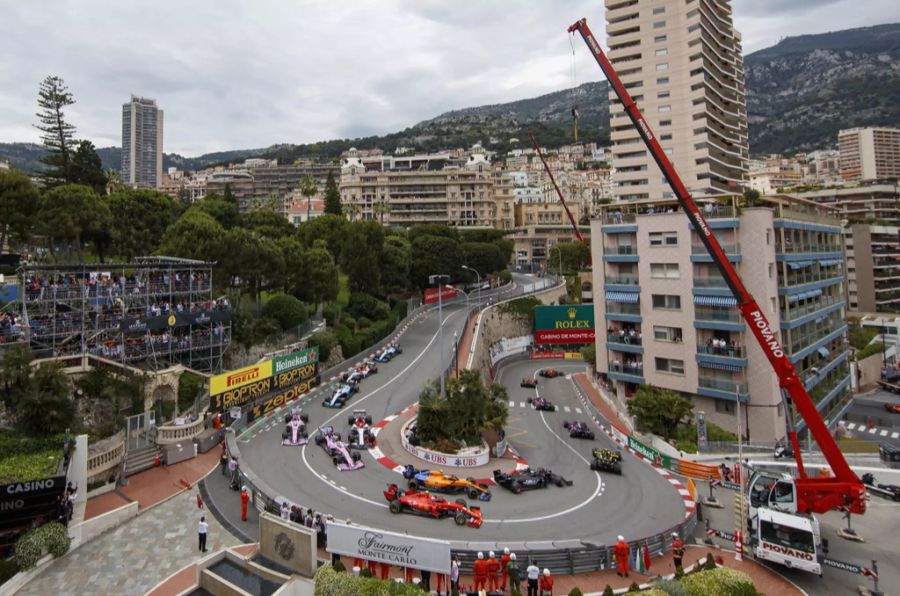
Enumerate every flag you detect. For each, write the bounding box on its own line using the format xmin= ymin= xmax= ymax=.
xmin=633 ymin=545 xmax=645 ymax=574
xmin=643 ymin=543 xmax=651 ymax=571
xmin=687 ymin=478 xmax=697 ymax=502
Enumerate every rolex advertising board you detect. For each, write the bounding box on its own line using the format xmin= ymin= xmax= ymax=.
xmin=534 ymin=305 xmax=595 ymax=345
xmin=326 ymin=521 xmax=451 ymax=574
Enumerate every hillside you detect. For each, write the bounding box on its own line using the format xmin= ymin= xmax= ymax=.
xmin=744 ymin=23 xmax=900 ymax=154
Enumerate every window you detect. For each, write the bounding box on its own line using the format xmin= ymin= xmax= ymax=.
xmin=766 ymin=229 xmax=772 ymax=245
xmin=660 ymin=134 xmax=673 ymax=141
xmin=653 ymin=20 xmax=666 ymax=29
xmin=649 ymin=231 xmax=678 ymax=246
xmin=660 ymin=119 xmax=672 ymax=126
xmin=656 ymin=63 xmax=669 ymax=71
xmin=768 ymin=263 xmax=774 ymax=279
xmin=654 ymin=325 xmax=683 ymax=342
xmin=665 ymin=148 xmax=674 ymax=156
xmin=655 ymin=48 xmax=668 ymax=56
xmin=771 ymin=297 xmax=777 ymax=314
xmin=658 ymin=91 xmax=670 ymax=99
xmin=715 ymin=401 xmax=736 ymax=414
xmin=653 ymin=7 xmax=665 ymax=14
xmin=652 ymin=294 xmax=681 ymax=310
xmin=654 ymin=35 xmax=667 ymax=43
xmin=655 ymin=357 xmax=685 ymax=375
xmin=659 ymin=105 xmax=671 ymax=113
xmin=650 ymin=263 xmax=680 ymax=279
xmin=657 ymin=76 xmax=670 ymax=84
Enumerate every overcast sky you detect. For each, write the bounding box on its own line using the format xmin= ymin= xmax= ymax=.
xmin=1 ymin=0 xmax=897 ymax=156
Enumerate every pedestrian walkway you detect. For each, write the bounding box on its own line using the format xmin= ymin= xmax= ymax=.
xmin=507 ymin=400 xmax=583 ymax=414
xmin=845 ymin=420 xmax=899 ymax=439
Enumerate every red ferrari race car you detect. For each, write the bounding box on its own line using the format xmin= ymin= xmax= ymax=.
xmin=884 ymin=402 xmax=900 ymax=414
xmin=383 ymin=484 xmax=483 ymax=528
xmin=539 ymin=368 xmax=564 ymax=378
xmin=520 ymin=377 xmax=538 ymax=388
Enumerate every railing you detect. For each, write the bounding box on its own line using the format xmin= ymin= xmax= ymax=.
xmin=693 ymin=277 xmax=729 ymax=287
xmin=698 ymin=377 xmax=748 ymax=394
xmin=697 ymin=344 xmax=746 ymax=358
xmin=694 ymin=308 xmax=740 ymax=323
xmin=606 ymin=303 xmax=641 ymax=316
xmin=87 ymin=432 xmax=126 ymax=479
xmin=777 ymin=205 xmax=840 ymax=226
xmin=608 ymin=334 xmax=642 ymax=345
xmin=609 ymin=363 xmax=643 ymax=376
xmin=606 ymin=246 xmax=637 ymax=255
xmin=155 ymin=416 xmax=208 ymax=445
xmin=605 ymin=275 xmax=639 ymax=285
xmin=780 ymin=296 xmax=843 ymax=322
xmin=602 ymin=212 xmax=637 ymax=225
xmin=692 ymin=243 xmax=738 ymax=254
xmin=783 ymin=272 xmax=843 ymax=287
xmin=787 ymin=322 xmax=846 ymax=355
xmin=777 ymin=243 xmax=842 ymax=254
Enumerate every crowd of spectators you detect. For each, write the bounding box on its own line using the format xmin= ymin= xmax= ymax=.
xmin=23 ymin=270 xmax=213 ymax=302
xmin=0 ymin=312 xmax=26 ymax=344
xmin=280 ymin=501 xmax=329 ymax=548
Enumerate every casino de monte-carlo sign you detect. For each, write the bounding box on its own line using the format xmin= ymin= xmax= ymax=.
xmin=326 ymin=521 xmax=451 ymax=574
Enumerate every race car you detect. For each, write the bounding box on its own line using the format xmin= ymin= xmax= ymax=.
xmin=356 ymin=360 xmax=379 ymax=377
xmin=590 ymin=448 xmax=623 ymax=474
xmin=884 ymin=402 xmax=900 ymax=413
xmin=402 ymin=465 xmax=492 ymax=501
xmin=314 ymin=426 xmax=364 ymax=471
xmin=520 ymin=377 xmax=538 ymax=388
xmin=324 ymin=382 xmax=359 ymax=408
xmin=406 ymin=423 xmax=421 ymax=446
xmin=384 ymin=483 xmax=482 ymax=528
xmin=563 ymin=420 xmax=595 ymax=440
xmin=375 ymin=344 xmax=403 ymax=363
xmin=281 ymin=408 xmax=310 ymax=446
xmin=346 ymin=410 xmax=376 ymax=449
xmin=539 ymin=368 xmax=563 ymax=378
xmin=492 ymin=467 xmax=573 ymax=494
xmin=341 ymin=370 xmax=364 ymax=385
xmin=527 ymin=396 xmax=556 ymax=411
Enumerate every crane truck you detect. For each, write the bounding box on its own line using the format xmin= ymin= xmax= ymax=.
xmin=567 ymin=17 xmax=867 ymax=575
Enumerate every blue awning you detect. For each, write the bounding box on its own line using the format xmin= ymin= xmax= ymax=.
xmin=787 ymin=262 xmax=801 ymax=270
xmin=698 ymin=361 xmax=743 ymax=373
xmin=819 ymin=259 xmax=842 ymax=267
xmin=606 ymin=292 xmax=640 ymax=304
xmin=693 ymin=295 xmax=737 ymax=307
xmin=817 ymin=346 xmax=830 ymax=357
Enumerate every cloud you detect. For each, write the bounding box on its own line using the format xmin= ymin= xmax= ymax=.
xmin=0 ymin=0 xmax=896 ymax=155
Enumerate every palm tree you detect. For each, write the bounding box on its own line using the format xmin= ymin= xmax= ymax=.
xmin=345 ymin=202 xmax=361 ymax=222
xmin=373 ymin=198 xmax=390 ymax=224
xmin=299 ymin=175 xmax=318 ymax=223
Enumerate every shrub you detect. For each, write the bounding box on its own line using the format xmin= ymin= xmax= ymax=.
xmin=654 ymin=577 xmax=687 ymax=596
xmin=323 ymin=303 xmax=341 ymax=327
xmin=332 ymin=560 xmax=346 ymax=573
xmin=681 ymin=568 xmax=758 ymax=596
xmin=333 ymin=324 xmax=361 ymax=358
xmin=602 ymin=586 xmax=614 ymax=596
xmin=314 ymin=563 xmax=422 ymax=596
xmin=359 ymin=567 xmax=373 ymax=578
xmin=628 ymin=581 xmax=641 ymax=593
xmin=263 ymin=293 xmax=309 ymax=331
xmin=177 ymin=372 xmax=205 ymax=412
xmin=642 ymin=591 xmax=670 ymax=596
xmin=0 ymin=557 xmax=19 ymax=585
xmin=357 ymin=316 xmax=373 ymax=329
xmin=308 ymin=331 xmax=338 ymax=363
xmin=13 ymin=522 xmax=70 ymax=570
xmin=347 ymin=292 xmax=391 ymax=322
xmin=703 ymin=552 xmax=717 ymax=570
xmin=342 ymin=315 xmax=358 ymax=332
xmin=568 ymin=589 xmax=584 ymax=596
xmin=498 ymin=269 xmax=512 ymax=283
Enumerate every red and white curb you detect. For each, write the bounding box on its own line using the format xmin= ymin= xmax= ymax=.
xmin=367 ymin=405 xmax=530 ymax=486
xmin=571 ymin=379 xmax=696 ymax=519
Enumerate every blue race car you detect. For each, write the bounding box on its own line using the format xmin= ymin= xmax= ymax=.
xmin=374 ymin=344 xmax=403 ymax=363
xmin=324 ymin=382 xmax=359 ymax=408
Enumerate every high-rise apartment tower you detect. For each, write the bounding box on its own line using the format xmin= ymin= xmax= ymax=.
xmin=121 ymin=95 xmax=164 ymax=188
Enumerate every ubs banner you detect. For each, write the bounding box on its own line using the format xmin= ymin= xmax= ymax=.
xmin=534 ymin=305 xmax=595 ymax=345
xmin=326 ymin=521 xmax=451 ymax=574
xmin=209 ymin=347 xmax=319 ymax=411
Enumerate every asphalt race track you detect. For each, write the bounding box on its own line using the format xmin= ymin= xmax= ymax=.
xmin=238 ymin=279 xmax=685 ymax=548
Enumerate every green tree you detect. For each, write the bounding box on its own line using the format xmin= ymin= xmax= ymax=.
xmin=409 ymin=224 xmax=459 ymax=243
xmin=742 ymin=188 xmax=761 ymax=207
xmin=303 ymin=246 xmax=339 ymax=308
xmin=194 ymin=196 xmax=241 ymax=229
xmin=0 ymin=344 xmax=34 ymax=406
xmin=627 ymin=385 xmax=694 ymax=440
xmin=340 ymin=221 xmax=384 ymax=294
xmin=580 ymin=344 xmax=596 ymax=370
xmin=107 ymin=189 xmax=182 ymax=260
xmin=34 ymin=75 xmax=76 ymax=187
xmin=307 ymin=330 xmax=338 ymax=363
xmin=157 ymin=210 xmax=225 ymax=264
xmin=299 ymin=174 xmax=318 ymax=223
xmin=417 ymin=370 xmax=508 ymax=446
xmin=262 ymin=293 xmax=308 ymax=331
xmin=16 ymin=363 xmax=75 ymax=436
xmin=381 ymin=235 xmax=411 ymax=294
xmin=278 ymin=236 xmax=309 ymax=297
xmin=0 ymin=169 xmax=39 ymax=251
xmin=221 ymin=228 xmax=285 ymax=301
xmin=549 ymin=241 xmax=591 ymax=274
xmin=323 ymin=171 xmax=342 ymax=215
xmin=70 ymin=140 xmax=107 ymax=194
xmin=461 ymin=242 xmax=506 ymax=276
xmin=38 ymin=184 xmax=110 ymax=261
xmin=243 ymin=207 xmax=296 ymax=240
xmin=410 ymin=234 xmax=462 ymax=289
xmin=223 ymin=183 xmax=236 ymax=204
xmin=301 ymin=214 xmax=347 ymax=261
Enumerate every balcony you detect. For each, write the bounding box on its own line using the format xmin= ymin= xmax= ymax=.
xmin=609 ymin=362 xmax=643 ymax=376
xmin=776 ymin=206 xmax=840 ymax=227
xmin=695 ymin=307 xmax=741 ymax=323
xmin=780 ymin=295 xmax=844 ymax=323
xmin=606 ymin=303 xmax=641 ymax=316
xmin=697 ymin=376 xmax=749 ymax=401
xmin=777 ymin=243 xmax=842 ymax=254
xmin=602 ymin=212 xmax=637 ymax=225
xmin=608 ymin=334 xmax=642 ymax=346
xmin=606 ymin=246 xmax=637 ymax=255
xmin=692 ymin=243 xmax=739 ymax=254
xmin=606 ymin=333 xmax=644 ymax=354
xmin=605 ymin=275 xmax=639 ymax=285
xmin=694 ymin=277 xmax=729 ymax=287
xmin=697 ymin=344 xmax=746 ymax=358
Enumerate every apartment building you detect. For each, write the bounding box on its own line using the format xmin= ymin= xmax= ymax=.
xmin=843 ymin=223 xmax=900 ymax=313
xmin=205 ymin=163 xmax=336 ymax=212
xmin=606 ymin=0 xmax=748 ymax=201
xmin=592 ymin=195 xmax=850 ymax=441
xmin=791 ymin=183 xmax=900 ymax=224
xmin=839 ymin=127 xmax=900 ymax=182
xmin=121 ymin=96 xmax=163 ymax=188
xmin=339 ymin=147 xmax=495 ymax=227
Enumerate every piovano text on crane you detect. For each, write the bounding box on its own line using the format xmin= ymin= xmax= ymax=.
xmin=749 ymin=310 xmax=785 ymax=358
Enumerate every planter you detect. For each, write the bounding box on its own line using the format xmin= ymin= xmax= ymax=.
xmin=400 ymin=417 xmax=490 ymax=468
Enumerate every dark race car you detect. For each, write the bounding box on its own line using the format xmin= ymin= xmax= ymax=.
xmin=492 ymin=467 xmax=573 ymax=494
xmin=346 ymin=410 xmax=376 ymax=449
xmin=520 ymin=377 xmax=538 ymax=388
xmin=539 ymin=368 xmax=563 ymax=378
xmin=590 ymin=448 xmax=623 ymax=474
xmin=384 ymin=483 xmax=482 ymax=527
xmin=527 ymin=396 xmax=556 ymax=412
xmin=563 ymin=420 xmax=595 ymax=440
xmin=281 ymin=407 xmax=310 ymax=446
xmin=314 ymin=426 xmax=364 ymax=471
xmin=324 ymin=382 xmax=359 ymax=408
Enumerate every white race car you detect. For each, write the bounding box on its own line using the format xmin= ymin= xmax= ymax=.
xmin=346 ymin=410 xmax=376 ymax=449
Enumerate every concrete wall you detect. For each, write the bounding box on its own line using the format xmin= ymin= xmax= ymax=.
xmin=200 ymin=570 xmax=248 ymax=596
xmin=856 ymin=352 xmax=883 ymax=391
xmin=68 ymin=501 xmax=139 ymax=548
xmin=258 ymin=512 xmax=317 ymax=577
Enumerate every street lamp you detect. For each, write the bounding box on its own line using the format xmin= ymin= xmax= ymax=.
xmin=453 ymin=330 xmax=459 ymax=377
xmin=429 ymin=274 xmax=451 ymax=399
xmin=461 ymin=265 xmax=482 ymax=310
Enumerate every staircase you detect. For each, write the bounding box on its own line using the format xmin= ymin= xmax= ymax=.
xmin=124 ymin=444 xmax=157 ymax=476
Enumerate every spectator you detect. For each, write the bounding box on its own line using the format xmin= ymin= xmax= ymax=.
xmin=526 ymin=560 xmax=540 ymax=596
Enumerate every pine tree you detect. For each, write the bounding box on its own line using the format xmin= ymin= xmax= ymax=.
xmin=323 ymin=171 xmax=342 ymax=215
xmin=71 ymin=140 xmax=108 ymax=194
xmin=34 ymin=75 xmax=77 ymax=187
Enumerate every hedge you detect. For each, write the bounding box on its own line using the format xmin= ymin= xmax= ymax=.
xmin=314 ymin=564 xmax=424 ymax=596
xmin=681 ymin=567 xmax=758 ymax=596
xmin=14 ymin=522 xmax=71 ymax=570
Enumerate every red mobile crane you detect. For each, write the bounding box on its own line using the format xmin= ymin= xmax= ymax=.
xmin=567 ymin=18 xmax=865 ymax=518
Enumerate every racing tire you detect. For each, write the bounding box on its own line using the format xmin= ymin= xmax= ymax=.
xmin=365 ymin=416 xmax=373 ymax=425
xmin=282 ymin=430 xmax=289 ymax=440
xmin=332 ymin=456 xmax=341 ymax=466
xmin=511 ymin=482 xmax=523 ymax=494
xmin=454 ymin=512 xmax=468 ymax=526
xmin=315 ymin=436 xmax=325 ymax=446
xmin=454 ymin=499 xmax=468 ymax=507
xmin=300 ymin=430 xmax=308 ymax=439
xmin=468 ymin=488 xmax=479 ymax=499
xmin=590 ymin=461 xmax=599 ymax=471
xmin=352 ymin=451 xmax=361 ymax=462
xmin=527 ymin=398 xmax=533 ymax=404
xmin=587 ymin=432 xmax=596 ymax=441
xmin=301 ymin=414 xmax=309 ymax=423
xmin=348 ymin=416 xmax=355 ymax=427
xmin=408 ymin=480 xmax=419 ymax=490
xmin=555 ymin=478 xmax=565 ymax=487
xmin=563 ymin=421 xmax=570 ymax=429
xmin=389 ymin=500 xmax=402 ymax=514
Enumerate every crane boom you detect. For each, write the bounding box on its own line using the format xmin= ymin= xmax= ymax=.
xmin=529 ymin=131 xmax=587 ymax=246
xmin=568 ymin=18 xmax=865 ymax=515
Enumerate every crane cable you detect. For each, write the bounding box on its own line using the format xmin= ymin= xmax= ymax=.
xmin=570 ymin=34 xmax=579 ymax=142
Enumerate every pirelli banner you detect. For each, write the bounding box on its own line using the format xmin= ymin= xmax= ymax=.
xmin=209 ymin=347 xmax=319 ymax=411
xmin=534 ymin=305 xmax=595 ymax=345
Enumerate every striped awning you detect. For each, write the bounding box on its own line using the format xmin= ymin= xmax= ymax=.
xmin=787 ymin=261 xmax=815 ymax=270
xmin=693 ymin=295 xmax=737 ymax=307
xmin=698 ymin=360 xmax=743 ymax=373
xmin=819 ymin=259 xmax=842 ymax=267
xmin=817 ymin=346 xmax=830 ymax=357
xmin=787 ymin=288 xmax=824 ymax=303
xmin=606 ymin=291 xmax=640 ymax=304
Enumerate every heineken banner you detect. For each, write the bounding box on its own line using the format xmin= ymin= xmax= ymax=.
xmin=534 ymin=305 xmax=595 ymax=345
xmin=626 ymin=435 xmax=671 ymax=469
